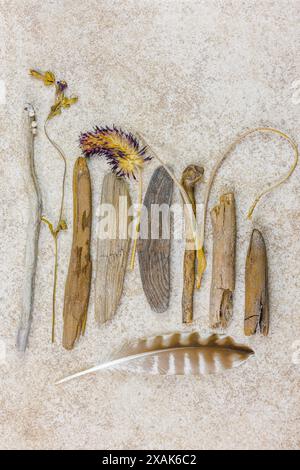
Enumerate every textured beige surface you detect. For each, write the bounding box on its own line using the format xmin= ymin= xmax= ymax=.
xmin=0 ymin=0 xmax=300 ymax=450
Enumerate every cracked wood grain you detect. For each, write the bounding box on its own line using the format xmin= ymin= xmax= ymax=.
xmin=62 ymin=157 xmax=92 ymax=350
xmin=245 ymin=229 xmax=269 ymax=336
xmin=209 ymin=193 xmax=236 ymax=329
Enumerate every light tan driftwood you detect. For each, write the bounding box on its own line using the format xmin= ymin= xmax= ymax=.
xmin=209 ymin=193 xmax=236 ymax=329
xmin=62 ymin=157 xmax=92 ymax=350
xmin=181 ymin=165 xmax=204 ymax=323
xmin=245 ymin=229 xmax=269 ymax=336
xmin=95 ymin=174 xmax=132 ymax=324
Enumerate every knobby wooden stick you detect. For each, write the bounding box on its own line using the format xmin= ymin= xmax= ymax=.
xmin=17 ymin=104 xmax=41 ymax=351
xmin=209 ymin=193 xmax=236 ymax=329
xmin=62 ymin=157 xmax=92 ymax=350
xmin=245 ymin=229 xmax=269 ymax=336
xmin=181 ymin=165 xmax=204 ymax=323
xmin=95 ymin=173 xmax=132 ymax=324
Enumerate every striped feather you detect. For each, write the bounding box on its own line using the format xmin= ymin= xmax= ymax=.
xmin=56 ymin=332 xmax=254 ymax=384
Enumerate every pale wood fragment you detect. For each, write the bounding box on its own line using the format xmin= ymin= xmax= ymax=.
xmin=245 ymin=229 xmax=269 ymax=336
xmin=138 ymin=166 xmax=173 ymax=313
xmin=181 ymin=165 xmax=204 ymax=323
xmin=209 ymin=193 xmax=236 ymax=329
xmin=95 ymin=173 xmax=132 ymax=324
xmin=62 ymin=157 xmax=92 ymax=350
xmin=17 ymin=104 xmax=41 ymax=352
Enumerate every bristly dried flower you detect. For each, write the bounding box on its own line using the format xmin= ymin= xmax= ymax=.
xmin=80 ymin=126 xmax=152 ymax=179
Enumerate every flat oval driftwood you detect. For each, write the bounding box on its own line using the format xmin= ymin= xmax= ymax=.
xmin=62 ymin=157 xmax=92 ymax=350
xmin=95 ymin=173 xmax=132 ymax=324
xmin=138 ymin=166 xmax=173 ymax=313
xmin=245 ymin=229 xmax=269 ymax=336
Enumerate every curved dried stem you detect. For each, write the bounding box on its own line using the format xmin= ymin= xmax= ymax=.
xmin=130 ymin=167 xmax=143 ymax=270
xmin=201 ymin=127 xmax=298 ymax=246
xmin=42 ymin=119 xmax=68 ymax=342
xmin=138 ymin=128 xmax=298 ymax=289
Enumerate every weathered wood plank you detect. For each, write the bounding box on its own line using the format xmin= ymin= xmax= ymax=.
xmin=95 ymin=173 xmax=132 ymax=324
xmin=245 ymin=229 xmax=269 ymax=336
xmin=181 ymin=165 xmax=204 ymax=324
xmin=209 ymin=193 xmax=236 ymax=329
xmin=62 ymin=157 xmax=92 ymax=350
xmin=138 ymin=166 xmax=173 ymax=313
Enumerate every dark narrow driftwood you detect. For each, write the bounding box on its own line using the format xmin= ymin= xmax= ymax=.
xmin=245 ymin=229 xmax=269 ymax=336
xmin=138 ymin=166 xmax=173 ymax=312
xmin=181 ymin=165 xmax=204 ymax=324
xmin=95 ymin=173 xmax=132 ymax=324
xmin=63 ymin=157 xmax=92 ymax=350
xmin=209 ymin=193 xmax=236 ymax=329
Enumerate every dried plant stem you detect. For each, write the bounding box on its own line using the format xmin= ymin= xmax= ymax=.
xmin=130 ymin=167 xmax=143 ymax=270
xmin=201 ymin=127 xmax=298 ymax=250
xmin=44 ymin=119 xmax=67 ymax=222
xmin=42 ymin=119 xmax=68 ymax=342
xmin=199 ymin=127 xmax=298 ymax=287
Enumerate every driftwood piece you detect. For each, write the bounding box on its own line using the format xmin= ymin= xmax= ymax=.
xmin=245 ymin=229 xmax=269 ymax=336
xmin=95 ymin=173 xmax=132 ymax=324
xmin=209 ymin=193 xmax=236 ymax=329
xmin=17 ymin=104 xmax=41 ymax=352
xmin=62 ymin=157 xmax=92 ymax=350
xmin=138 ymin=166 xmax=173 ymax=312
xmin=181 ymin=165 xmax=204 ymax=324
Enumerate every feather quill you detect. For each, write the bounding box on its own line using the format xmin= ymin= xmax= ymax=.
xmin=56 ymin=332 xmax=254 ymax=384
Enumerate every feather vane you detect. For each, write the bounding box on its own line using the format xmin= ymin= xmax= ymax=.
xmin=56 ymin=332 xmax=254 ymax=384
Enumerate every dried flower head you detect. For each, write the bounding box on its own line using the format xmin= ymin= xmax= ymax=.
xmin=30 ymin=69 xmax=78 ymax=120
xmin=80 ymin=126 xmax=152 ymax=179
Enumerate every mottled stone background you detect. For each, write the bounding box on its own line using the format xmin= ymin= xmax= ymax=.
xmin=0 ymin=0 xmax=299 ymax=450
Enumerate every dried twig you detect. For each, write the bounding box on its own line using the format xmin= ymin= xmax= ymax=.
xmin=181 ymin=165 xmax=204 ymax=323
xmin=16 ymin=104 xmax=41 ymax=351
